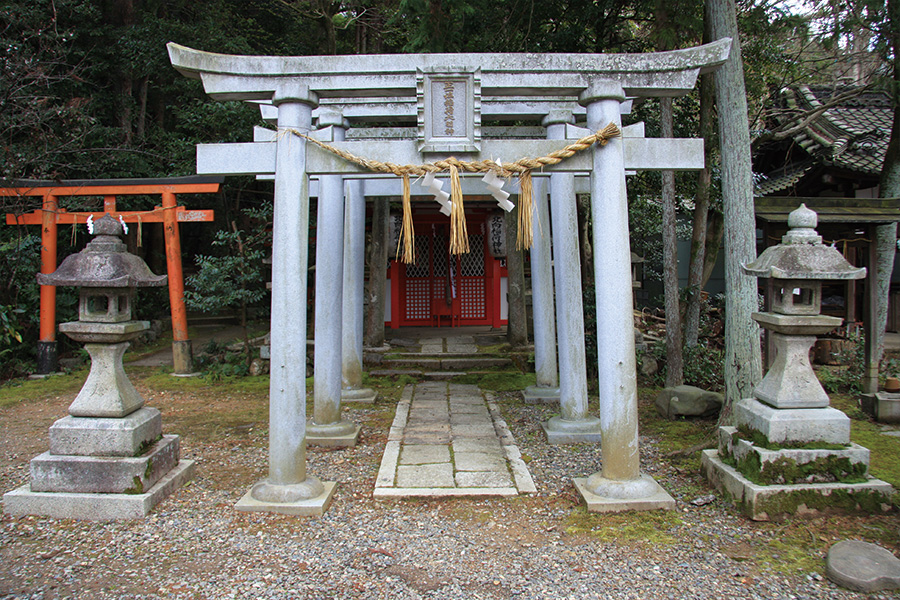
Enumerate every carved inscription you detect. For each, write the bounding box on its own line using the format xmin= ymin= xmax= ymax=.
xmin=444 ymin=82 xmax=455 ymax=135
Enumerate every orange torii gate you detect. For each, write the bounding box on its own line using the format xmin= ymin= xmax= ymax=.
xmin=3 ymin=176 xmax=221 ymax=375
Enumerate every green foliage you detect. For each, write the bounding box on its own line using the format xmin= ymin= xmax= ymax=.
xmin=184 ymin=205 xmax=271 ymax=318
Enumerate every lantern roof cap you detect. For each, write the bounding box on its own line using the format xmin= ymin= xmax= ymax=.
xmin=742 ymin=205 xmax=866 ymax=280
xmin=37 ymin=214 xmax=167 ymax=288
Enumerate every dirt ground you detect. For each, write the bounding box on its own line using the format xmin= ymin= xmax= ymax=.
xmin=2 ymin=367 xmax=900 ymax=599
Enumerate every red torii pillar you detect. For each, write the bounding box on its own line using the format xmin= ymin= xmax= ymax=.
xmin=3 ymin=177 xmax=220 ymax=375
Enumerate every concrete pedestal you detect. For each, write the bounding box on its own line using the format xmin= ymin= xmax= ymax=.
xmin=306 ymin=420 xmax=362 ymax=447
xmin=542 ymin=415 xmax=603 ymax=444
xmin=574 ymin=474 xmax=676 ymax=513
xmin=341 ymin=387 xmax=377 ymax=404
xmin=523 ymin=385 xmax=560 ymax=404
xmin=235 ymin=480 xmax=336 ymax=516
xmin=4 ymin=460 xmax=195 ymax=520
xmin=702 ymin=450 xmax=892 ymax=520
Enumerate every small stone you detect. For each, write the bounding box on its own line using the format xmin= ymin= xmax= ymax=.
xmin=826 ymin=540 xmax=900 ymax=592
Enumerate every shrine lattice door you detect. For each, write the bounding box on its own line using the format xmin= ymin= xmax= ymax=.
xmin=397 ymin=225 xmax=491 ymax=327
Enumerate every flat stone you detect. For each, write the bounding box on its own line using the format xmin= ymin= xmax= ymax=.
xmin=451 ymin=423 xmax=497 ymax=437
xmin=450 ymin=413 xmax=489 ymax=425
xmin=400 ymin=444 xmax=451 ymax=465
xmin=375 ymin=441 xmax=401 ymax=487
xmin=455 ymin=471 xmax=513 ymax=487
xmin=452 ymin=438 xmax=503 ymax=454
xmin=442 ymin=358 xmax=512 ymax=369
xmin=234 ymin=481 xmax=336 ymax=517
xmin=452 ymin=404 xmax=490 ymax=415
xmin=573 ymin=475 xmax=676 ymax=513
xmin=827 ymin=540 xmax=900 ymax=592
xmin=454 ymin=451 xmax=508 ymax=471
xmin=48 ymin=407 xmax=162 ymax=457
xmin=450 ymin=396 xmax=485 ymax=405
xmin=3 ymin=460 xmax=194 ymax=520
xmin=396 ymin=463 xmax=455 ymax=487
xmin=373 ymin=487 xmax=517 ymax=498
xmin=30 ymin=435 xmax=180 ymax=494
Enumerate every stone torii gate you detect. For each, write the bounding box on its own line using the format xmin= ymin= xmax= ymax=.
xmin=169 ymin=42 xmax=730 ymax=515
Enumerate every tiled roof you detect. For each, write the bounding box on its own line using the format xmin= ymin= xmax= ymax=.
xmin=778 ymin=85 xmax=891 ymax=176
xmin=755 ymin=162 xmax=814 ymax=195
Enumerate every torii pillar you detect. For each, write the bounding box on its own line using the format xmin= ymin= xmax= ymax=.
xmin=341 ymin=177 xmax=377 ymax=404
xmin=541 ymin=110 xmax=602 ymax=443
xmin=307 ymin=110 xmax=362 ymax=447
xmin=523 ymin=178 xmax=561 ymax=404
xmin=235 ymin=85 xmax=336 ymax=516
xmin=574 ymin=82 xmax=674 ymax=511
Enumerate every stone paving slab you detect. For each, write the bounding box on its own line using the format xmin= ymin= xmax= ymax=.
xmin=374 ymin=382 xmax=536 ymax=499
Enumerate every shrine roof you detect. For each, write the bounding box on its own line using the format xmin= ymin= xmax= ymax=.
xmin=755 ymin=197 xmax=900 ymax=224
xmin=769 ymin=85 xmax=891 ymax=181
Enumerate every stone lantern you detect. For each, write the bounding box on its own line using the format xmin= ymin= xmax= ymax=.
xmin=702 ymin=205 xmax=893 ymax=520
xmin=3 ymin=215 xmax=194 ymax=520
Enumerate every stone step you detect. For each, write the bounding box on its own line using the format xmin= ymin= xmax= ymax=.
xmin=382 ymin=357 xmax=513 ymax=370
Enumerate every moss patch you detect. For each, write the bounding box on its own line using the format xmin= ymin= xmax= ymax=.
xmin=753 ymin=488 xmax=892 ymax=518
xmin=564 ymin=507 xmax=684 ymax=545
xmin=734 ymin=451 xmax=867 ymax=486
xmin=451 ymin=372 xmax=535 ymax=392
xmin=0 ymin=369 xmax=89 ymax=409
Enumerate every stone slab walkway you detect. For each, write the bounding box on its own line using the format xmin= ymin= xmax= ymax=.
xmin=374 ymin=381 xmax=536 ymax=498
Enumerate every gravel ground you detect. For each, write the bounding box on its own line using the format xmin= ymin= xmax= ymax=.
xmin=2 ymin=377 xmax=899 ymax=600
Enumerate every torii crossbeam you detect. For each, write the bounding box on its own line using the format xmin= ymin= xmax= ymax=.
xmin=3 ymin=176 xmax=220 ymax=375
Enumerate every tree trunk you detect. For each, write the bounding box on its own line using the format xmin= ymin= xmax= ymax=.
xmin=577 ymin=194 xmax=593 ymax=285
xmin=505 ymin=208 xmax=528 ymax=347
xmin=708 ymin=0 xmax=763 ymax=411
xmin=869 ymin=0 xmax=900 ymax=392
xmin=364 ymin=197 xmax=388 ymax=348
xmin=684 ymin=30 xmax=715 ymax=348
xmin=661 ymin=97 xmax=684 ymax=387
xmin=136 ymin=75 xmax=149 ymax=141
xmin=701 ymin=210 xmax=724 ymax=289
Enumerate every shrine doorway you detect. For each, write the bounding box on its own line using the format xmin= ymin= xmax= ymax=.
xmin=386 ymin=205 xmax=506 ymax=329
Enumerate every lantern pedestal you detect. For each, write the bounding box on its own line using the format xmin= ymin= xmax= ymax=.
xmin=703 ymin=205 xmax=893 ymax=519
xmin=3 ymin=215 xmax=194 ymax=520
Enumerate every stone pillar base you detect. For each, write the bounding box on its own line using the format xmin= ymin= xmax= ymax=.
xmin=573 ymin=474 xmax=675 ymax=513
xmin=36 ymin=340 xmax=58 ymax=375
xmin=235 ymin=481 xmax=337 ymax=516
xmin=171 ymin=339 xmax=195 ymax=375
xmin=3 ymin=459 xmax=194 ymax=520
xmin=341 ymin=387 xmax=377 ymax=404
xmin=701 ymin=449 xmax=893 ymax=521
xmin=541 ymin=415 xmax=602 ymax=444
xmin=523 ymin=385 xmax=560 ymax=404
xmin=306 ymin=420 xmax=362 ymax=447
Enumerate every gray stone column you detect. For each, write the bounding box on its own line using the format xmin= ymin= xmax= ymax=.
xmin=308 ymin=111 xmax=361 ymax=447
xmin=524 ymin=178 xmax=561 ymax=403
xmin=574 ymin=82 xmax=673 ymax=511
xmin=540 ymin=111 xmax=602 ymax=443
xmin=341 ymin=178 xmax=377 ymax=404
xmin=238 ymin=85 xmax=336 ymax=515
